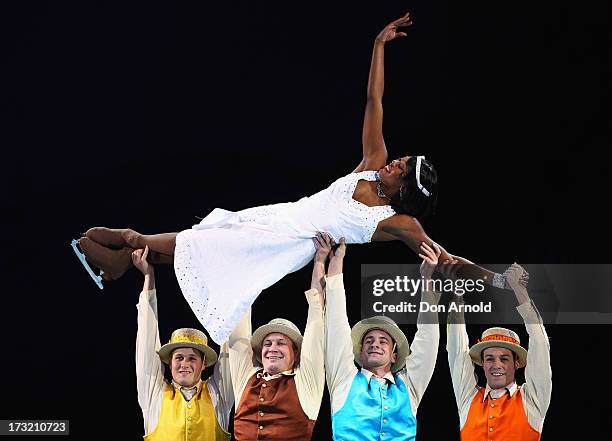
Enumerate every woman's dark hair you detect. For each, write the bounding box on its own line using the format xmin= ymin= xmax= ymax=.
xmin=394 ymin=156 xmax=438 ymax=218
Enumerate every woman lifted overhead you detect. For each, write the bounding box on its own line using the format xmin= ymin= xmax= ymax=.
xmin=74 ymin=12 xmax=513 ymax=344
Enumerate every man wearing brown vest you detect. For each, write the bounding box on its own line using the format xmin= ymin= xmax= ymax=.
xmin=228 ymin=232 xmax=329 ymax=440
xmin=447 ymin=263 xmax=552 ymax=440
xmin=133 ymin=246 xmax=233 ymax=441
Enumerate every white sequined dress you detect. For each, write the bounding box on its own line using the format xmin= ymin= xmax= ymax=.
xmin=174 ymin=171 xmax=396 ymax=344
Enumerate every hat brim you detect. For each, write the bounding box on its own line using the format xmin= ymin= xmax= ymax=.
xmin=157 ymin=342 xmax=218 ymax=367
xmin=468 ymin=341 xmax=527 ymax=368
xmin=251 ymin=324 xmax=303 ymax=364
xmin=351 ymin=321 xmax=410 ymax=373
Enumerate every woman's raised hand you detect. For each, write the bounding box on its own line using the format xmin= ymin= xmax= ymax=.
xmin=375 ymin=11 xmax=413 ymax=44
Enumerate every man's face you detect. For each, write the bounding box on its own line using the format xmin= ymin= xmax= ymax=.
xmin=170 ymin=347 xmax=205 ymax=388
xmin=261 ymin=332 xmax=296 ymax=375
xmin=360 ymin=329 xmax=396 ymax=373
xmin=482 ymin=347 xmax=519 ymax=389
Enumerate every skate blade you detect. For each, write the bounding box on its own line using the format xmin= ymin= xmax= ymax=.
xmin=71 ymin=239 xmax=104 ymax=289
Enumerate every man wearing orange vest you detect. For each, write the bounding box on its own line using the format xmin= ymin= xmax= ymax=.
xmin=447 ymin=263 xmax=552 ymax=440
xmin=134 ymin=246 xmax=234 ymax=441
xmin=228 ymin=232 xmax=329 ymax=441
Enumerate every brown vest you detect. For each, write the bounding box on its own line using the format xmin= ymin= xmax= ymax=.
xmin=234 ymin=371 xmax=315 ymax=441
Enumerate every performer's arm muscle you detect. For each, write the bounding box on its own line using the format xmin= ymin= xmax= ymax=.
xmin=355 ymin=14 xmax=413 ymax=172
xmin=376 ymin=214 xmax=499 ymax=284
xmin=355 ymin=39 xmax=387 ymax=173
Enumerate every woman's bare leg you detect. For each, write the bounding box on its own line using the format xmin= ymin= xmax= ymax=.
xmin=85 ymin=227 xmax=177 ymax=256
xmin=148 ymin=251 xmax=175 ymax=265
xmin=123 ymin=230 xmax=177 ymax=256
xmin=78 ymin=229 xmax=177 ymax=282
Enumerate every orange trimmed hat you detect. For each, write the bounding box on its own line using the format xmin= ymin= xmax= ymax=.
xmin=468 ymin=327 xmax=527 ymax=368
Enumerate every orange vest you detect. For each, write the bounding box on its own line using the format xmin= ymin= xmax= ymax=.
xmin=144 ymin=379 xmax=231 ymax=441
xmin=234 ymin=372 xmax=315 ymax=441
xmin=461 ymin=387 xmax=540 ymax=441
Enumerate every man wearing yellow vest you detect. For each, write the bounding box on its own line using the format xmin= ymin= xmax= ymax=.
xmin=447 ymin=263 xmax=552 ymax=440
xmin=134 ymin=246 xmax=233 ymax=441
xmin=228 ymin=232 xmax=329 ymax=441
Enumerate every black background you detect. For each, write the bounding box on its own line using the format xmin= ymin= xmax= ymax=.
xmin=2 ymin=1 xmax=611 ymax=439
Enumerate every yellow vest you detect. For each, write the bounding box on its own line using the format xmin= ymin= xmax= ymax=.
xmin=144 ymin=379 xmax=231 ymax=441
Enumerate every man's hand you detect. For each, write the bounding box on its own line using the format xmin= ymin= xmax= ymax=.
xmin=419 ymin=242 xmax=441 ymax=279
xmin=132 ymin=246 xmax=153 ymax=276
xmin=520 ymin=268 xmax=529 ymax=287
xmin=330 ymin=237 xmax=346 ymax=260
xmin=328 ymin=237 xmax=346 ymax=277
xmin=311 ymin=232 xmax=334 ymax=300
xmin=375 ymin=11 xmax=413 ymax=44
xmin=504 ymin=263 xmax=528 ymax=291
xmin=313 ymin=232 xmax=333 ymax=264
xmin=438 ymin=257 xmax=461 ymax=281
xmin=503 ymin=263 xmax=530 ymax=305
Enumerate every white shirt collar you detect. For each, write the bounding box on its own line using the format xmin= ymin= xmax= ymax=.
xmin=257 ymin=367 xmax=296 ymax=380
xmin=361 ymin=368 xmax=396 ymax=385
xmin=172 ymin=379 xmax=202 ymax=402
xmin=483 ymin=381 xmax=518 ymax=402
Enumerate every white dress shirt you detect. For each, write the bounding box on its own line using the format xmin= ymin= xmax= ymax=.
xmin=447 ymin=298 xmax=552 ymax=432
xmin=325 ymin=274 xmax=441 ymax=417
xmin=135 ymin=289 xmax=234 ymax=435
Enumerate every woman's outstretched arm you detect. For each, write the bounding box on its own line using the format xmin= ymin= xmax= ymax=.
xmin=354 ymin=12 xmax=413 ymax=173
xmin=374 ymin=214 xmax=511 ymax=288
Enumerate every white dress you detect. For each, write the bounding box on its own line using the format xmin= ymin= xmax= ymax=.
xmin=174 ymin=171 xmax=397 ymax=344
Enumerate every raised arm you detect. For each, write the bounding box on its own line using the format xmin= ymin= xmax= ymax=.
xmin=323 ymin=238 xmax=359 ymax=414
xmin=133 ymin=247 xmax=165 ymax=435
xmin=376 ymin=214 xmax=512 ymax=288
xmin=310 ymin=232 xmax=331 ymax=302
xmin=505 ymin=264 xmax=552 ymax=430
xmin=446 ymin=291 xmax=479 ymax=429
xmin=354 ymin=12 xmax=412 ymax=173
xmin=401 ymin=243 xmax=441 ymax=412
xmin=209 ymin=341 xmax=234 ymax=432
xmin=228 ymin=308 xmax=254 ymax=406
xmin=294 ymin=233 xmax=329 ymax=420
